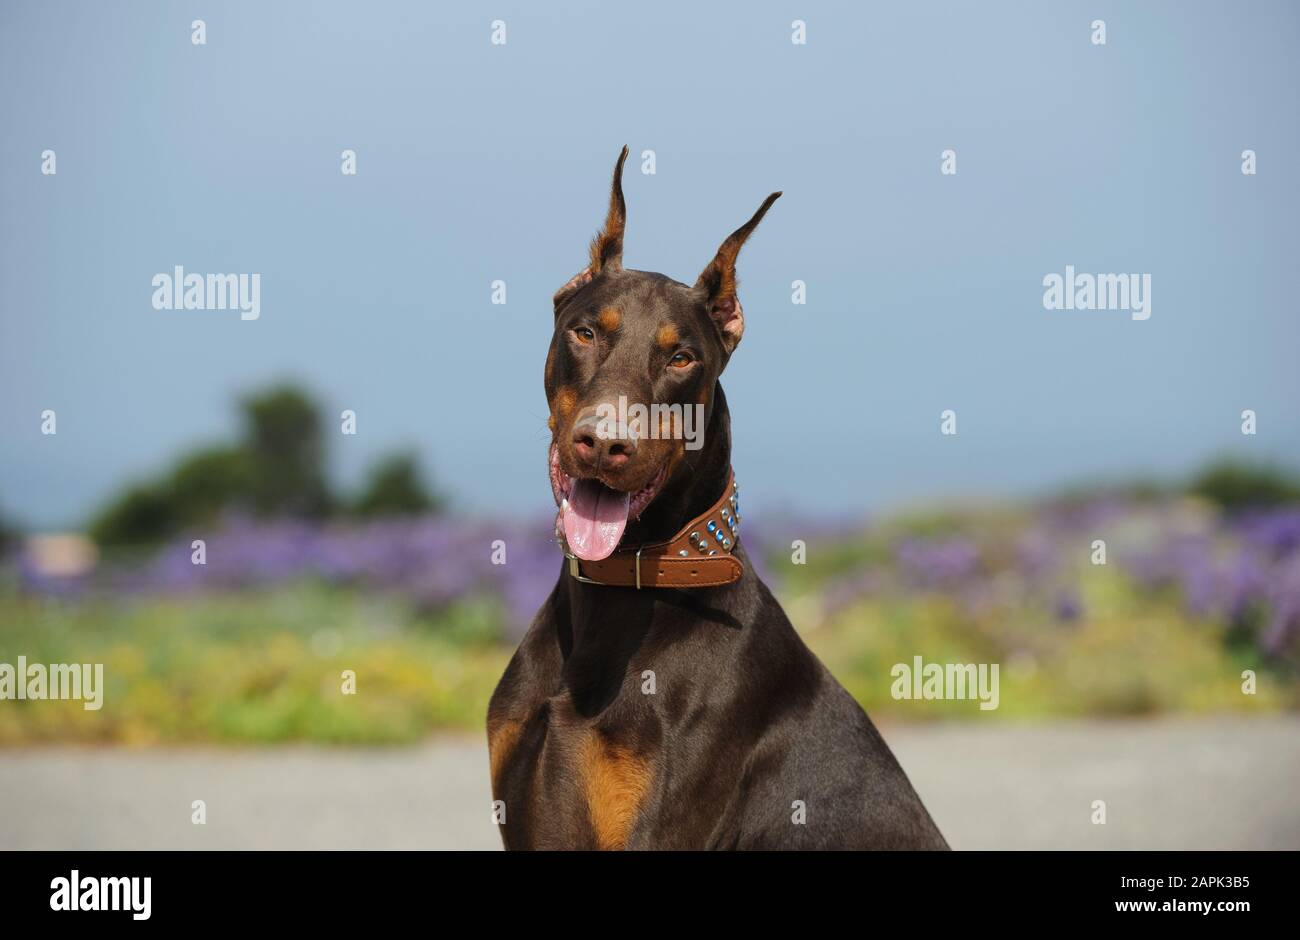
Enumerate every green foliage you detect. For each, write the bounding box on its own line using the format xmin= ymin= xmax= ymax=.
xmin=353 ymin=453 xmax=439 ymax=517
xmin=90 ymin=483 xmax=177 ymax=547
xmin=88 ymin=383 xmax=337 ymax=546
xmin=3 ymin=554 xmax=1293 ymax=745
xmin=0 ymin=506 xmax=14 ymax=556
xmin=92 ymin=446 xmax=258 ymax=548
xmin=0 ymin=584 xmax=509 ymax=746
xmin=170 ymin=446 xmax=256 ymax=520
xmin=1190 ymin=459 xmax=1300 ymax=510
xmin=239 ymin=385 xmax=333 ymax=518
xmin=809 ymin=583 xmax=1288 ymax=721
xmin=88 ymin=384 xmax=447 ymax=547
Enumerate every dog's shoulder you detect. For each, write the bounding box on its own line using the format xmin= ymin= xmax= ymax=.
xmin=487 ymin=578 xmax=566 ymax=723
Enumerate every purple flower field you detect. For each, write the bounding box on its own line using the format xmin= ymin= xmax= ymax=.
xmin=18 ymin=514 xmax=561 ymax=639
xmin=13 ymin=498 xmax=1300 ymax=663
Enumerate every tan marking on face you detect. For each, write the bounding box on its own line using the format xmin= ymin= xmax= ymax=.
xmin=656 ymin=405 xmax=688 ymax=441
xmin=598 ymin=307 xmax=622 ymax=332
xmin=580 ymin=732 xmax=653 ymax=850
xmin=656 ymin=324 xmax=678 ymax=350
xmin=549 ymin=386 xmax=577 ymax=434
xmin=554 ymin=386 xmax=577 ymax=418
xmin=665 ymin=438 xmax=688 ymax=479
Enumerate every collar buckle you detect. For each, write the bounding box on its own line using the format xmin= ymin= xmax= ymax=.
xmin=565 ymin=552 xmax=602 ymax=585
xmin=565 ymin=549 xmax=644 ymax=589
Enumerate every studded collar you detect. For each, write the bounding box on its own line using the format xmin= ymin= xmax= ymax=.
xmin=562 ymin=469 xmax=744 ymax=589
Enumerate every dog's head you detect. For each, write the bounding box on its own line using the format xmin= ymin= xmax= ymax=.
xmin=546 ymin=146 xmax=779 ymax=561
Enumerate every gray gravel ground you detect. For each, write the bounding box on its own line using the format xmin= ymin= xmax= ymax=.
xmin=1 ymin=716 xmax=1296 ymax=850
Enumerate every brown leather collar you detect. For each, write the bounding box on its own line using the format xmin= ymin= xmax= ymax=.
xmin=562 ymin=470 xmax=743 ymax=589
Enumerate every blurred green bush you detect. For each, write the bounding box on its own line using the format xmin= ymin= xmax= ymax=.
xmin=89 ymin=384 xmax=439 ymax=547
xmin=1191 ymin=459 xmax=1300 ymax=511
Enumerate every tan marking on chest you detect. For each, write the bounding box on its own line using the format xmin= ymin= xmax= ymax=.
xmin=580 ymin=732 xmax=653 ymax=850
xmin=488 ymin=718 xmax=524 ymax=794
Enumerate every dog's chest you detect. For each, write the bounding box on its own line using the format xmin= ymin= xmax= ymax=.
xmin=486 ymin=585 xmax=751 ymax=849
xmin=488 ymin=684 xmax=658 ymax=851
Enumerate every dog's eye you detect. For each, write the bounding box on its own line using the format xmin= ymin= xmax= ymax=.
xmin=669 ymin=351 xmax=694 ymax=369
xmin=573 ymin=327 xmax=595 ymax=344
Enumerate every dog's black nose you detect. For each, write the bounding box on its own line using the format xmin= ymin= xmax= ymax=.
xmin=571 ymin=405 xmax=636 ymax=471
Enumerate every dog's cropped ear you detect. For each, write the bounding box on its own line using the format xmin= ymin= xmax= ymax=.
xmin=693 ymin=192 xmax=781 ymax=353
xmin=552 ymin=266 xmax=594 ymax=310
xmin=553 ymin=146 xmax=630 ymax=312
xmin=588 ymin=145 xmax=629 ymax=274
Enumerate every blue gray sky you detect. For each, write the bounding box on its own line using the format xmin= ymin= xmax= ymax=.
xmin=2 ymin=0 xmax=1297 ymax=529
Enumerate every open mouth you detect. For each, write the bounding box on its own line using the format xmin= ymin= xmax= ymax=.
xmin=549 ymin=444 xmax=669 ymax=561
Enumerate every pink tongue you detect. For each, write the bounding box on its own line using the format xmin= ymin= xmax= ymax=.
xmin=563 ymin=479 xmax=630 ymax=561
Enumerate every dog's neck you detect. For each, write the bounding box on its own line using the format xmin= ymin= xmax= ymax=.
xmin=557 ymin=383 xmax=736 ymax=708
xmin=558 ymin=381 xmax=732 ymax=584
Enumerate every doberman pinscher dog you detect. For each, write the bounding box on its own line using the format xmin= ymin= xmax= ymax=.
xmin=487 ymin=147 xmax=948 ymax=850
